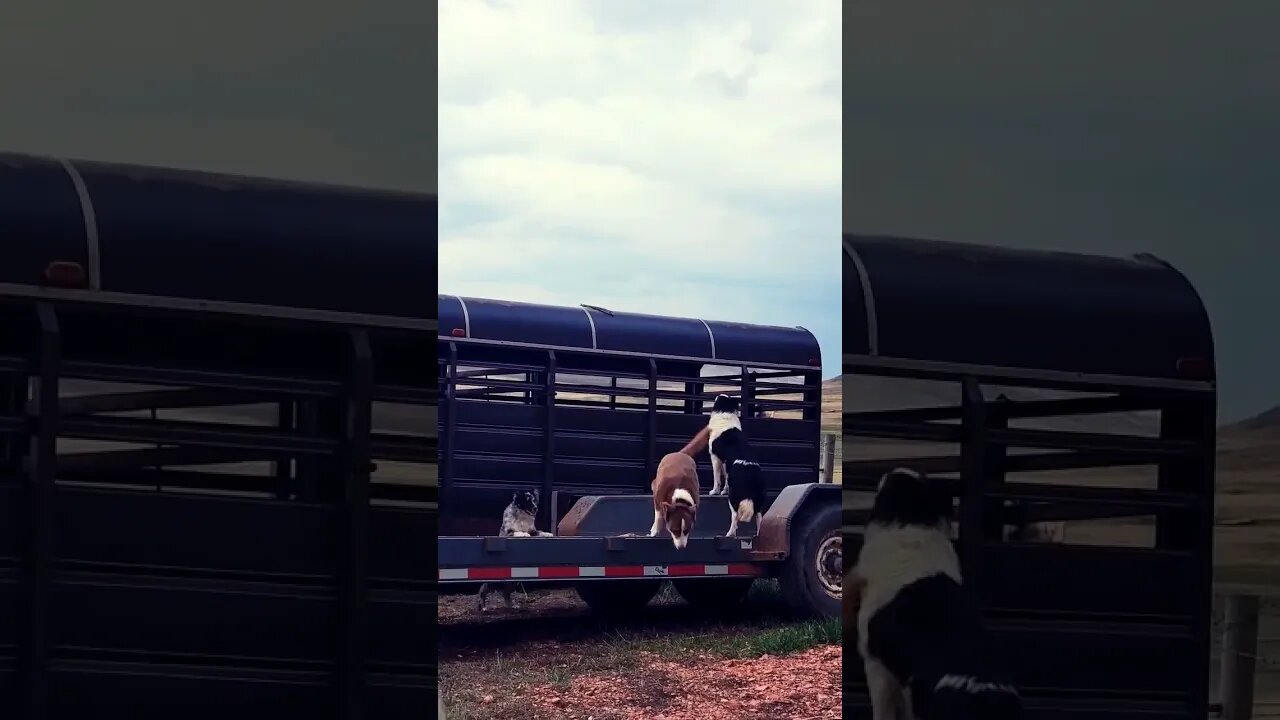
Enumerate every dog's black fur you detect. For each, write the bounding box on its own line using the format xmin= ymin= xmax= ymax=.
xmin=859 ymin=469 xmax=1021 ymax=719
xmin=477 ymin=490 xmax=549 ymax=612
xmin=707 ymin=394 xmax=765 ymax=537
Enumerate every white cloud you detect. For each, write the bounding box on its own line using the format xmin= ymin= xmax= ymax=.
xmin=438 ymin=0 xmax=841 ymax=375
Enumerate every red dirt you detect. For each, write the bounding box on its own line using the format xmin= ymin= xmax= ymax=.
xmin=524 ymin=645 xmax=842 ymax=720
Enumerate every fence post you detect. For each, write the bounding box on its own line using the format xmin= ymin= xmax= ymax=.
xmin=821 ymin=433 xmax=836 ymax=484
xmin=1222 ymin=594 xmax=1260 ymax=720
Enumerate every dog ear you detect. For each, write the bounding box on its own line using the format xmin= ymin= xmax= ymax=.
xmin=660 ymin=501 xmax=671 ymax=514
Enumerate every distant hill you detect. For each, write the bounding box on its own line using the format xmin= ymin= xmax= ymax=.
xmin=1226 ymin=405 xmax=1280 ymax=434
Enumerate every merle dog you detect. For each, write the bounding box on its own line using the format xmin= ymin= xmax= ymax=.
xmin=477 ymin=490 xmax=552 ymax=612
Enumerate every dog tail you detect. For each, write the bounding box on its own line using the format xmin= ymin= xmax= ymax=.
xmin=736 ymin=498 xmax=756 ymax=523
xmin=679 ymin=426 xmax=711 ymax=457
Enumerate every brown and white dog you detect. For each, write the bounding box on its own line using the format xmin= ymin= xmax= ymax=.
xmin=649 ymin=427 xmax=710 ymax=549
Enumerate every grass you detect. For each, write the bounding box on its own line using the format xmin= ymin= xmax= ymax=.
xmin=440 ymin=579 xmax=841 ymax=719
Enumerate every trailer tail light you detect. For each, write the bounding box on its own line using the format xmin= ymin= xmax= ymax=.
xmin=451 ymin=328 xmax=466 ymax=337
xmin=43 ymin=261 xmax=88 ymax=288
xmin=1176 ymin=357 xmax=1213 ymax=381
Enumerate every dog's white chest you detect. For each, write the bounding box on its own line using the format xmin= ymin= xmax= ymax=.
xmin=854 ymin=525 xmax=961 ymax=653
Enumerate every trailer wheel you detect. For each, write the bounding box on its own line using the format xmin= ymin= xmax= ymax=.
xmin=778 ymin=502 xmax=841 ymax=618
xmin=671 ymin=577 xmax=755 ymax=610
xmin=575 ymin=579 xmax=662 ymax=616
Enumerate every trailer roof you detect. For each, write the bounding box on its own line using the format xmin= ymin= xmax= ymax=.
xmin=843 ymin=234 xmax=1215 ymax=382
xmin=439 ymin=295 xmax=821 ymax=368
xmin=0 ymin=152 xmax=434 ymax=320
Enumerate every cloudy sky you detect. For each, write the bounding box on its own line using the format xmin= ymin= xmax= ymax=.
xmin=0 ymin=1 xmax=433 ymax=192
xmin=848 ymin=1 xmax=1280 ymax=421
xmin=438 ymin=0 xmax=842 ymax=379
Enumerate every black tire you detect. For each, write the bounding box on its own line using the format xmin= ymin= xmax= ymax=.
xmin=778 ymin=501 xmax=842 ymax=618
xmin=671 ymin=577 xmax=755 ymax=609
xmin=575 ymin=579 xmax=662 ymax=616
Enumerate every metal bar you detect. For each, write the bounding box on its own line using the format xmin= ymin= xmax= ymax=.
xmin=0 ymin=413 xmax=23 ymax=435
xmin=1221 ymin=594 xmax=1259 ymax=720
xmin=821 ymin=434 xmax=836 ymax=484
xmin=958 ymin=378 xmax=986 ymax=591
xmin=442 ymin=343 xmax=458 ymax=495
xmin=802 ymin=368 xmax=821 ymax=424
xmin=1194 ymin=393 xmax=1219 ymax=719
xmin=645 ymin=359 xmax=657 ymax=482
xmin=372 ymin=385 xmax=435 ymax=405
xmin=273 ymin=400 xmax=295 ymax=499
xmin=843 ymin=352 xmax=1214 ymax=394
xmin=62 ymin=360 xmax=340 ymax=397
xmin=845 ymin=394 xmax=1164 ymax=425
xmin=985 ymin=426 xmax=1197 ymax=456
xmin=984 ymin=401 xmax=1009 ymax=542
xmin=741 ymin=364 xmax=756 ymax=419
xmin=55 ymin=466 xmax=285 ymax=495
xmin=446 ymin=335 xmax=813 ymax=373
xmin=59 ymin=415 xmax=338 ymax=455
xmin=51 ymin=445 xmax=278 ymax=470
xmin=49 ymin=387 xmax=263 ymax=416
xmin=0 ymin=281 xmax=438 ymax=332
xmin=296 ymin=399 xmax=321 ymax=501
xmin=438 ymin=535 xmax=763 ymax=568
xmin=0 ymin=370 xmax=25 ymax=476
xmin=370 ymin=435 xmax=437 ymax=464
xmin=842 ymin=449 xmax=1160 ymax=484
xmin=337 ymin=329 xmax=372 ymax=720
xmin=542 ymin=351 xmax=557 ymax=530
xmin=842 ymin=417 xmax=963 ymax=444
xmin=987 ymin=484 xmax=1196 ymax=510
xmin=23 ymin=303 xmax=60 ymax=720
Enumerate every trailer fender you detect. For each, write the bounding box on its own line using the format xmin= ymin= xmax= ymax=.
xmin=756 ymin=482 xmax=840 ymax=557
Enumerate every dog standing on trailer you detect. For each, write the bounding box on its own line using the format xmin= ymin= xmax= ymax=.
xmin=854 ymin=467 xmax=1021 ymax=720
xmin=477 ymin=490 xmax=552 ymax=613
xmin=649 ymin=427 xmax=710 ymax=549
xmin=706 ymin=394 xmax=766 ymax=538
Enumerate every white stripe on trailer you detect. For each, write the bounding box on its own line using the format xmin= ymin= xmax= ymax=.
xmin=435 ymin=564 xmax=763 ymax=581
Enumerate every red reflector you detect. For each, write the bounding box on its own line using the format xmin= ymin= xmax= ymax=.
xmin=451 ymin=328 xmax=466 ymax=337
xmin=43 ymin=261 xmax=87 ymax=288
xmin=808 ymin=357 xmax=821 ymax=367
xmin=1176 ymin=357 xmax=1212 ymax=380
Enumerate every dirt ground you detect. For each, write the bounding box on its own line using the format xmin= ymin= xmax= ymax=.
xmin=438 ymin=583 xmax=841 ymax=720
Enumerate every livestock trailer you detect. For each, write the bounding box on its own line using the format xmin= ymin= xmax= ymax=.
xmin=437 ymin=296 xmax=842 ymax=617
xmin=842 ymin=235 xmax=1216 ymax=718
xmin=0 ymin=153 xmax=437 ymax=718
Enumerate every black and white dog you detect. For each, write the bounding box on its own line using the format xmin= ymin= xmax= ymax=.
xmin=477 ymin=490 xmax=552 ymax=613
xmin=707 ymin=394 xmax=765 ymax=538
xmin=853 ymin=468 xmax=1021 ymax=720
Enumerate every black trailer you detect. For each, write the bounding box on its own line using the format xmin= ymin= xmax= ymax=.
xmin=0 ymin=153 xmax=437 ymax=718
xmin=437 ymin=296 xmax=842 ymax=617
xmin=842 ymin=235 xmax=1216 ymax=719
